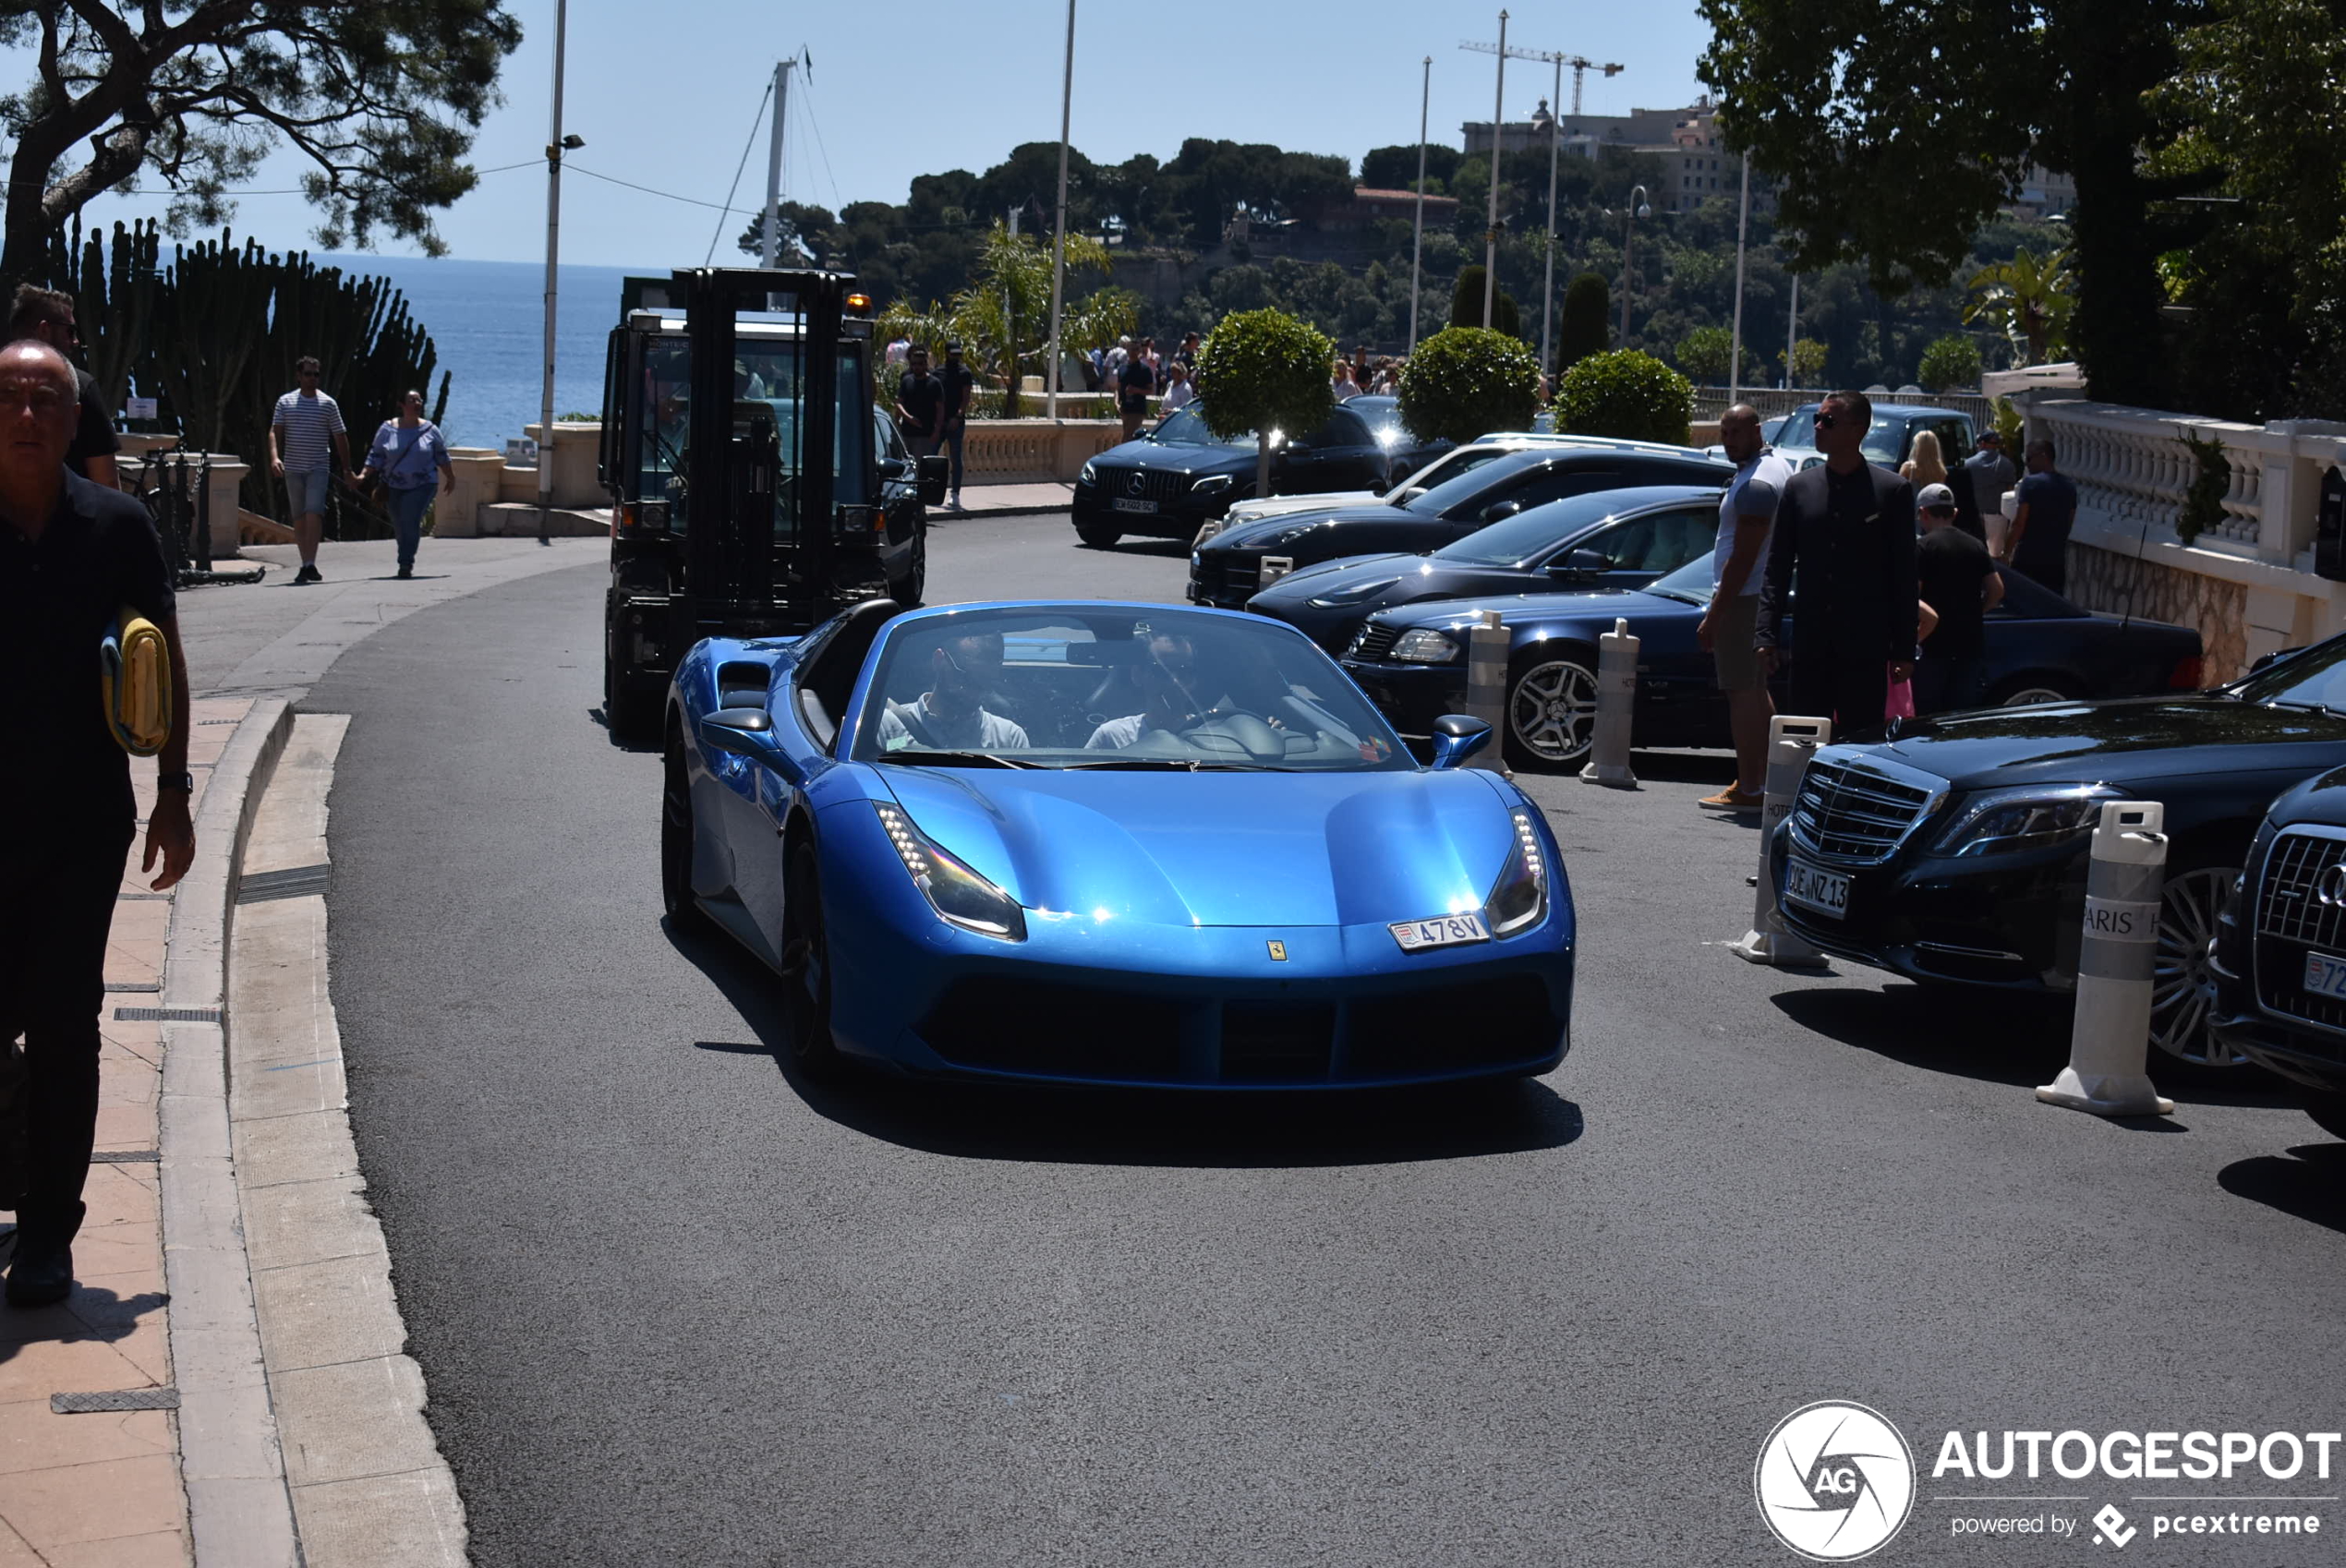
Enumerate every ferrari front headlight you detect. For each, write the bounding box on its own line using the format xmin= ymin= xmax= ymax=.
xmin=1484 ymin=808 xmax=1549 ymax=936
xmin=874 ymin=802 xmax=1026 ymax=940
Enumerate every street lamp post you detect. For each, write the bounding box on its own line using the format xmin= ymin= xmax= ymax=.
xmin=1044 ymin=0 xmax=1076 ymax=420
xmin=1617 ymin=183 xmax=1649 ymax=347
xmin=1540 ymin=55 xmax=1564 ymax=376
xmin=1409 ymin=55 xmax=1430 ymax=354
xmin=1729 ymin=150 xmax=1750 ymax=404
xmin=536 ymin=0 xmax=578 ymax=548
xmin=1482 ymin=9 xmax=1507 ymax=329
xmin=1784 ymin=272 xmax=1800 ymax=389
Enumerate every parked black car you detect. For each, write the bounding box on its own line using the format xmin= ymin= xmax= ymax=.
xmin=1347 ymin=394 xmax=1454 ymax=481
xmin=2211 ymin=764 xmax=2346 ymax=1140
xmin=1766 ymin=637 xmax=2346 ymax=1076
xmin=1247 ymin=485 xmax=1724 ymax=654
xmin=1072 ymin=403 xmax=1415 ymax=547
xmin=1190 ymin=439 xmax=1732 ymax=609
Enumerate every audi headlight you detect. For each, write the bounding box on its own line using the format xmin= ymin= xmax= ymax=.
xmin=1391 ymin=629 xmax=1460 ymax=664
xmin=1308 ymin=576 xmax=1402 ymax=609
xmin=1485 ymin=808 xmax=1550 ymax=936
xmin=874 ymin=802 xmax=1026 ymax=940
xmin=1931 ymin=785 xmax=2117 ymax=858
xmin=1079 ymin=461 xmax=1098 ymax=486
xmin=1191 ymin=474 xmax=1231 ymax=494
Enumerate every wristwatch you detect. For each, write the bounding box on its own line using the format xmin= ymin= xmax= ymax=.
xmin=156 ymin=771 xmax=196 ymax=793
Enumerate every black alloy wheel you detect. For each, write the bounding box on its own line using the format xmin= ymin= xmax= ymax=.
xmin=659 ymin=734 xmax=706 ymax=932
xmin=1075 ymin=522 xmax=1121 ymax=549
xmin=782 ymin=842 xmax=843 ymax=1079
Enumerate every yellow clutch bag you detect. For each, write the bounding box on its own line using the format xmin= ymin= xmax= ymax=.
xmin=100 ymin=608 xmax=172 ymax=756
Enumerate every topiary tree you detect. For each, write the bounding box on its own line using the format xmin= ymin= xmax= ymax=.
xmin=1554 ymin=350 xmax=1695 ymax=445
xmin=1192 ymin=308 xmax=1335 ymax=500
xmin=1675 ymin=325 xmax=1735 ymax=384
xmin=1557 ymin=271 xmax=1610 ymax=371
xmin=1449 ymin=266 xmax=1521 ymax=338
xmin=1396 ymin=326 xmax=1542 ymax=446
xmin=1788 ymin=337 xmax=1830 ymax=387
xmin=1917 ymin=332 xmax=1985 ymax=392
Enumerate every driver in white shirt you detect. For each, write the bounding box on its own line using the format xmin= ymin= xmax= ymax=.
xmin=1086 ymin=631 xmax=1205 ymax=749
xmin=880 ymin=631 xmax=1031 ymax=751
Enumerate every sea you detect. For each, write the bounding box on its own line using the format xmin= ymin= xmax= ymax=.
xmin=314 ymin=253 xmax=652 ymax=451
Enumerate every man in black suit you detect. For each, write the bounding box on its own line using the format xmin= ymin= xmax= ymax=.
xmin=1756 ymin=388 xmax=1919 ymax=734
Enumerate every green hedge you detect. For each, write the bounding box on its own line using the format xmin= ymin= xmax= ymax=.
xmin=1396 ymin=326 xmax=1542 ymax=446
xmin=1554 ymin=350 xmax=1694 ymax=445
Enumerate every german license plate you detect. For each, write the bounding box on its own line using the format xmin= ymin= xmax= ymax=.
xmin=1390 ymin=912 xmax=1490 ymax=952
xmin=2304 ymin=951 xmax=2346 ymax=1000
xmin=1783 ymin=857 xmax=1850 ymax=919
xmin=1111 ymin=498 xmax=1157 ymax=514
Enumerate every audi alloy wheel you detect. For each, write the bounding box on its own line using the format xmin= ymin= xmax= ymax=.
xmin=2150 ymin=865 xmax=2247 ymax=1070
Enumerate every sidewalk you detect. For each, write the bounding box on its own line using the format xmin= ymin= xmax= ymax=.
xmin=944 ymin=481 xmax=1072 ymax=519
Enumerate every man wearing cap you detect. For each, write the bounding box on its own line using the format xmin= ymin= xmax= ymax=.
xmin=1962 ymin=429 xmax=2016 ymax=537
xmin=1914 ymin=481 xmax=2003 ymax=713
xmin=936 ymin=342 xmax=974 ymax=513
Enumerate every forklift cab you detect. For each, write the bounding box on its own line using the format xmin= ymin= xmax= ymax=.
xmin=600 ymin=268 xmax=942 ymax=742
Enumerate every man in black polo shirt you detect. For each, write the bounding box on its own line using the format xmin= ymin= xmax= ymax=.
xmin=1913 ymin=482 xmax=2004 ymax=713
xmin=0 ymin=339 xmax=193 ymax=1307
xmin=895 ymin=344 xmax=944 ymax=458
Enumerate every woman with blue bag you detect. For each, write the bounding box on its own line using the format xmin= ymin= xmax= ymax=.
xmin=356 ymin=390 xmax=454 ymax=579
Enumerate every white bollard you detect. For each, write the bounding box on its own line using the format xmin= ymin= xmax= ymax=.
xmin=1731 ymin=715 xmax=1833 ymax=966
xmin=2037 ymin=801 xmax=2176 ymax=1117
xmin=1578 ymin=617 xmax=1639 ymax=788
xmin=1465 ymin=610 xmax=1511 ymax=775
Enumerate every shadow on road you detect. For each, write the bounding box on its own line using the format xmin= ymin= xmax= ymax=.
xmin=2218 ymin=1141 xmax=2346 ymax=1235
xmin=670 ymin=917 xmax=1585 ymax=1168
xmin=1082 ymin=538 xmax=1188 ymax=559
xmin=1622 ymin=748 xmax=1740 ymax=787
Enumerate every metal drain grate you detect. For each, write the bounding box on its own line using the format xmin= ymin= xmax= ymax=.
xmin=237 ymin=863 xmax=330 ymax=904
xmin=112 ymin=1007 xmax=221 ymax=1023
xmin=53 ymin=1388 xmax=179 ymax=1414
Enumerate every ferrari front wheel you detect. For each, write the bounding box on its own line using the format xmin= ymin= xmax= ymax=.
xmin=783 ymin=843 xmax=842 ymax=1079
xmin=659 ymin=734 xmax=706 ymax=932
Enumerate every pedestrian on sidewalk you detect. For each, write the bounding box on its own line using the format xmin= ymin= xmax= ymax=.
xmin=268 ymin=356 xmax=350 ymax=585
xmin=936 ymin=342 xmax=974 ymax=512
xmin=1697 ymin=403 xmax=1794 ymax=810
xmin=9 ymin=286 xmax=120 ymax=489
xmin=1116 ymin=344 xmax=1155 ymax=440
xmin=355 ymin=390 xmax=455 ymax=580
xmin=1173 ymin=331 xmax=1202 ymax=371
xmin=1963 ymin=428 xmax=2016 ymax=531
xmin=0 ymin=338 xmax=193 ymax=1308
xmin=895 ymin=344 xmax=944 ymax=458
xmin=1161 ymin=359 xmax=1196 ymax=412
xmin=1912 ymin=481 xmax=2003 ymax=713
xmin=1331 ymin=360 xmax=1360 ymax=402
xmin=1757 ymin=388 xmax=1919 ymax=733
xmin=2001 ymin=438 xmax=2077 ymax=596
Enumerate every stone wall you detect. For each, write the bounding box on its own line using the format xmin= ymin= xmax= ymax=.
xmin=2066 ymin=539 xmax=2246 ymax=684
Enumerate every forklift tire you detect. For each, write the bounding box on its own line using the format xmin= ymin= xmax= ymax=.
xmin=1075 ymin=522 xmax=1121 ymax=549
xmin=604 ymin=650 xmax=662 ymax=749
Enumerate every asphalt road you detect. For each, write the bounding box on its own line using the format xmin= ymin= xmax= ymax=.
xmin=312 ymin=511 xmax=2346 ymax=1567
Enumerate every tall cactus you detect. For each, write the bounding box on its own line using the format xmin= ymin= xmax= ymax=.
xmin=42 ymin=219 xmax=163 ymax=415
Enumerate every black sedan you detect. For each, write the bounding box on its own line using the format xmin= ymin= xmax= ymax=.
xmin=1073 ymin=403 xmax=1407 ymax=547
xmin=1247 ymin=485 xmax=1725 ymax=654
xmin=1348 ymin=394 xmax=1454 ymax=481
xmin=2213 ymin=763 xmax=2346 ymax=1140
xmin=1190 ymin=440 xmax=1732 ymax=609
xmin=1767 ymin=638 xmax=2346 ymax=1077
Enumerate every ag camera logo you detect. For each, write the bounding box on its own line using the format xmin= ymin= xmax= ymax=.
xmin=1756 ymin=1401 xmax=1917 ymax=1561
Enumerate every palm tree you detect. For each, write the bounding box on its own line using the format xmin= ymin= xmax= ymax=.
xmin=1965 ymin=247 xmax=2077 ymax=368
xmin=877 ymin=224 xmax=1138 ymax=416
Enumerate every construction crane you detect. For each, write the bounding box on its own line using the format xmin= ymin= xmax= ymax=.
xmin=1457 ymin=39 xmax=1626 ymax=370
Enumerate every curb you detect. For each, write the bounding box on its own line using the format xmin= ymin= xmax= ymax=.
xmin=159 ymin=695 xmax=300 ymax=1568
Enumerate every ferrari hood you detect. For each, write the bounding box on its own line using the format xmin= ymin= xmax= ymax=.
xmin=877 ymin=767 xmax=1516 ymax=929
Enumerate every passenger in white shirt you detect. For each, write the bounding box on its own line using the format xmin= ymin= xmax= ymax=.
xmin=1160 ymin=362 xmax=1196 ymax=411
xmin=879 ymin=632 xmax=1031 ymax=751
xmin=1087 ymin=632 xmax=1209 ymax=748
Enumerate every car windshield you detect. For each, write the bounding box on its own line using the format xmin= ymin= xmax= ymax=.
xmin=1433 ymin=491 xmax=1659 ymax=567
xmin=1384 ymin=443 xmax=1512 ymax=501
xmin=1644 ymin=549 xmax=1720 ymax=607
xmin=853 ymin=607 xmax=1414 ymax=771
xmin=2232 ymin=637 xmax=2346 ymax=712
xmin=1147 ymin=405 xmax=1252 ymax=448
xmin=1348 ymin=396 xmax=1420 ymax=449
xmin=1773 ymin=407 xmax=1905 ymax=463
xmin=1397 ymin=450 xmax=1541 ymax=516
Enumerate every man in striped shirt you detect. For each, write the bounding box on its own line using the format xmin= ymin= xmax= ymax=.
xmin=268 ymin=356 xmax=350 ymax=584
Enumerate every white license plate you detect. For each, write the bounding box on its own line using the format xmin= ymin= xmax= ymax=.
xmin=1783 ymin=858 xmax=1851 ymax=919
xmin=2304 ymin=951 xmax=2346 ymax=1000
xmin=1389 ymin=912 xmax=1491 ymax=952
xmin=1111 ymin=497 xmax=1157 ymax=514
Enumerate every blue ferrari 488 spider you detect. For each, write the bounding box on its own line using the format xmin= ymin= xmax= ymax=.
xmin=659 ymin=599 xmax=1576 ymax=1087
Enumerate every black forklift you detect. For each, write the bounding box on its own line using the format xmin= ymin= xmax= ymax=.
xmin=598 ymin=267 xmax=945 ymax=744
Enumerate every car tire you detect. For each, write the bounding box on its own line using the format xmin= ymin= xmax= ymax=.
xmin=606 ymin=633 xmax=661 ymax=748
xmin=2148 ymin=861 xmax=2255 ymax=1079
xmin=783 ymin=841 xmax=843 ymax=1080
xmin=1075 ymin=522 xmax=1121 ymax=549
xmin=659 ymin=732 xmax=707 ymax=934
xmin=1990 ymin=672 xmax=2083 ymax=707
xmin=899 ymin=529 xmax=926 ymax=608
xmin=2301 ymin=1090 xmax=2346 ymax=1142
xmin=1504 ymin=652 xmax=1601 ymax=771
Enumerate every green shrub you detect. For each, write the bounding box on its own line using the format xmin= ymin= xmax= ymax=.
xmin=1554 ymin=350 xmax=1694 ymax=445
xmin=1396 ymin=326 xmax=1542 ymax=445
xmin=1675 ymin=326 xmax=1734 ymax=384
xmin=1449 ymin=266 xmax=1521 ymax=339
xmin=1789 ymin=337 xmax=1829 ymax=387
xmin=1192 ymin=308 xmax=1334 ymax=485
xmin=1917 ymin=332 xmax=1984 ymax=392
xmin=1558 ymin=272 xmax=1610 ymax=371
xmin=2176 ymin=429 xmax=2230 ymax=544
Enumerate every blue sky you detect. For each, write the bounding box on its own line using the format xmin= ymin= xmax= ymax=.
xmin=43 ymin=0 xmax=1719 ymax=270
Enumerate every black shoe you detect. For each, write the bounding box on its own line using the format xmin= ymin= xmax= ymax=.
xmin=396 ymin=563 xmax=413 ymax=580
xmin=6 ymin=1241 xmax=71 ymax=1308
xmin=295 ymin=563 xmax=321 ymax=585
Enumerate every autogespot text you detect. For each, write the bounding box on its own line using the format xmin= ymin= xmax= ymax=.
xmin=1932 ymin=1429 xmax=2341 ymax=1481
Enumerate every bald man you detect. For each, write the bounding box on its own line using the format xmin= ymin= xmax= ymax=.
xmin=0 ymin=338 xmax=193 ymax=1307
xmin=1696 ymin=404 xmax=1793 ymax=808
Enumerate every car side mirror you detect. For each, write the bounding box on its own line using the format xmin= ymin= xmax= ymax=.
xmin=878 ymin=455 xmax=908 ymax=479
xmin=1550 ymin=549 xmax=1610 ymax=576
xmin=1428 ymin=713 xmax=1493 ymax=769
xmin=1481 ymin=500 xmax=1525 ymax=525
xmin=914 ymin=453 xmax=950 ymax=506
xmin=2248 ymin=648 xmax=2298 ymax=674
xmin=702 ymin=706 xmax=776 ymax=757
